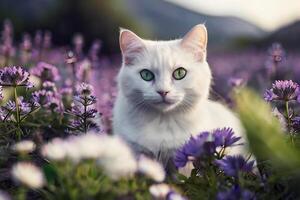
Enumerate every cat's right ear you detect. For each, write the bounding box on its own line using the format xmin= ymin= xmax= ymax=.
xmin=119 ymin=29 xmax=145 ymax=65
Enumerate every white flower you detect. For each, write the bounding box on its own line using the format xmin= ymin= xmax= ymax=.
xmin=167 ymin=192 xmax=186 ymax=200
xmin=62 ymin=137 xmax=82 ymax=162
xmin=41 ymin=138 xmax=66 ymax=160
xmin=75 ymin=133 xmax=105 ymax=159
xmin=97 ymin=136 xmax=137 ymax=180
xmin=138 ymin=155 xmax=165 ymax=182
xmin=12 ymin=140 xmax=36 ymax=154
xmin=149 ymin=183 xmax=171 ymax=198
xmin=12 ymin=162 xmax=45 ymax=189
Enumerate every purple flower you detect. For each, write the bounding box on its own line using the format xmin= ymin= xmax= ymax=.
xmin=264 ymin=80 xmax=299 ymax=102
xmin=215 ymin=155 xmax=254 ymax=177
xmin=173 ymin=146 xmax=189 ymax=168
xmin=30 ymin=62 xmax=60 ymax=82
xmin=0 ymin=66 xmax=32 ymax=88
xmin=213 ymin=128 xmax=242 ymax=148
xmin=217 ymin=185 xmax=255 ymax=200
xmin=32 ymin=89 xmax=62 ymax=113
xmin=173 ymin=132 xmax=210 ymax=168
xmin=2 ymin=97 xmax=39 ymax=117
xmin=263 ymin=89 xmax=275 ymax=102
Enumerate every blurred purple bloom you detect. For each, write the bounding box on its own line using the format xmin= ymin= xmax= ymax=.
xmin=43 ymin=31 xmax=52 ymax=49
xmin=32 ymin=90 xmax=54 ymax=107
xmin=42 ymin=81 xmax=57 ymax=93
xmin=34 ymin=30 xmax=42 ymax=48
xmin=73 ymin=34 xmax=84 ymax=59
xmin=66 ymin=51 xmax=77 ymax=65
xmin=228 ymin=77 xmax=246 ymax=88
xmin=0 ymin=66 xmax=32 ymax=88
xmin=268 ymin=43 xmax=285 ymax=64
xmin=215 ymin=155 xmax=254 ymax=177
xmin=217 ymin=185 xmax=255 ymax=200
xmin=30 ymin=62 xmax=60 ymax=81
xmin=213 ymin=128 xmax=242 ymax=148
xmin=264 ymin=80 xmax=299 ymax=102
xmin=76 ymin=59 xmax=91 ymax=82
xmin=20 ymin=33 xmax=32 ymax=52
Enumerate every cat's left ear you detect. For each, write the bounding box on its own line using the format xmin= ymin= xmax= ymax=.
xmin=119 ymin=28 xmax=145 ymax=65
xmin=181 ymin=24 xmax=207 ymax=62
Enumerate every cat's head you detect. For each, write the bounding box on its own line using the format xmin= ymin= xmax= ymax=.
xmin=118 ymin=24 xmax=211 ymax=113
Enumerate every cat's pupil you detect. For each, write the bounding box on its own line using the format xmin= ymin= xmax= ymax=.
xmin=140 ymin=69 xmax=154 ymax=81
xmin=173 ymin=67 xmax=187 ymax=80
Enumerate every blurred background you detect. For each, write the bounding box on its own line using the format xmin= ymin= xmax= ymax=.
xmin=0 ymin=0 xmax=300 ymax=109
xmin=0 ymin=0 xmax=299 ymax=54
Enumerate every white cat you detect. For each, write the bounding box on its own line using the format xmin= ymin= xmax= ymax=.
xmin=113 ymin=24 xmax=245 ymax=161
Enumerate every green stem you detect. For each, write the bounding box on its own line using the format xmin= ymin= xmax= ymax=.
xmin=14 ymin=86 xmax=21 ymax=140
xmin=285 ymin=101 xmax=294 ymax=145
xmin=17 ymin=186 xmax=26 ymax=200
xmin=83 ymin=97 xmax=87 ymax=134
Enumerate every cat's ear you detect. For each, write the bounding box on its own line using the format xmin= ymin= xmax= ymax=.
xmin=181 ymin=24 xmax=207 ymax=62
xmin=119 ymin=28 xmax=145 ymax=65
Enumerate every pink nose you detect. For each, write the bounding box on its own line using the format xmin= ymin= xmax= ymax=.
xmin=157 ymin=90 xmax=169 ymax=97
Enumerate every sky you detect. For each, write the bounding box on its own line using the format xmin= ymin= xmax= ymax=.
xmin=166 ymin=0 xmax=300 ymax=31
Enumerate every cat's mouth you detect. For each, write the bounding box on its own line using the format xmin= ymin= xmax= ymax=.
xmin=156 ymin=99 xmax=175 ymax=105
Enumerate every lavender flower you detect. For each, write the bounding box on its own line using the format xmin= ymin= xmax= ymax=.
xmin=3 ymin=97 xmax=39 ymax=117
xmin=30 ymin=62 xmax=60 ymax=82
xmin=0 ymin=66 xmax=32 ymax=88
xmin=217 ymin=185 xmax=255 ymax=200
xmin=67 ymin=83 xmax=99 ymax=133
xmin=264 ymin=80 xmax=299 ymax=102
xmin=215 ymin=155 xmax=254 ymax=177
xmin=213 ymin=128 xmax=242 ymax=148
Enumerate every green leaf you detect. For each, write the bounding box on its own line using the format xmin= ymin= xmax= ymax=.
xmin=43 ymin=163 xmax=58 ymax=185
xmin=234 ymin=88 xmax=300 ymax=170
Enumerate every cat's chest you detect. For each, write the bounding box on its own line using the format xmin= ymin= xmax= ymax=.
xmin=126 ymin=115 xmax=198 ymax=153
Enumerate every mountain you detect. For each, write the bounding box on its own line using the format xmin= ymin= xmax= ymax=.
xmin=260 ymin=21 xmax=300 ymax=49
xmin=123 ymin=0 xmax=266 ymax=48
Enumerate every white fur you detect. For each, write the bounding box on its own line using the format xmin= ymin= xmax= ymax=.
xmin=113 ymin=25 xmax=245 ymax=159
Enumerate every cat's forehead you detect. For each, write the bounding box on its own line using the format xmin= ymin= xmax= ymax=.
xmin=143 ymin=40 xmax=183 ymax=69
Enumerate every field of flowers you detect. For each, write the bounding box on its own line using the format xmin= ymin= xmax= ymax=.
xmin=0 ymin=19 xmax=300 ymax=200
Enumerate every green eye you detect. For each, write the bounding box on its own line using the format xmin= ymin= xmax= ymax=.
xmin=173 ymin=67 xmax=187 ymax=80
xmin=140 ymin=69 xmax=155 ymax=81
